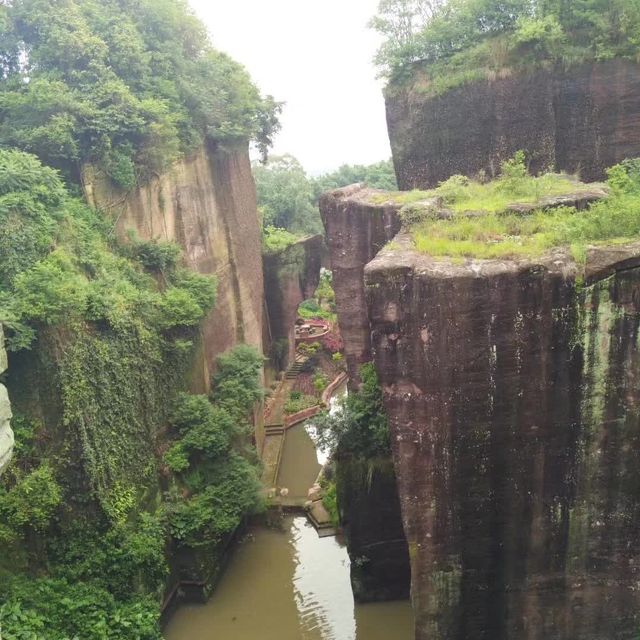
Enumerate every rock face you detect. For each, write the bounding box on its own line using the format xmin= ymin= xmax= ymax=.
xmin=365 ymin=238 xmax=640 ymax=640
xmin=263 ymin=235 xmax=324 ymax=372
xmin=320 ymin=185 xmax=401 ymax=383
xmin=387 ymin=59 xmax=640 ymax=189
xmin=82 ymin=143 xmax=264 ymax=392
xmin=0 ymin=326 xmax=13 ymax=475
xmin=320 ymin=186 xmax=410 ymax=601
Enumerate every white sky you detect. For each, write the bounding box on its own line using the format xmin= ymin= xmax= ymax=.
xmin=188 ymin=0 xmax=390 ymax=175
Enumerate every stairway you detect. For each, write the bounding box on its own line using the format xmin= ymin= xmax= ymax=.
xmin=285 ymin=355 xmax=308 ymax=380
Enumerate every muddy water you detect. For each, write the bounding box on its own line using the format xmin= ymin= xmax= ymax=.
xmin=164 ymin=516 xmax=414 ymax=640
xmin=165 ymin=383 xmax=413 ymax=639
xmin=276 ymin=423 xmax=321 ymax=498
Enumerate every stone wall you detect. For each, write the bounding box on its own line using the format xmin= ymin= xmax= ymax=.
xmin=82 ymin=142 xmax=264 ymax=393
xmin=0 ymin=326 xmax=13 ymax=475
xmin=386 ymin=59 xmax=640 ymax=189
xmin=365 ymin=238 xmax=640 ymax=640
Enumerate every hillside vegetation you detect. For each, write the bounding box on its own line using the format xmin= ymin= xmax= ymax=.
xmin=372 ymin=0 xmax=640 ymax=92
xmin=0 ymin=0 xmax=281 ymax=185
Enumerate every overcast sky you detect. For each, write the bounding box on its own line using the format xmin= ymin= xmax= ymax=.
xmin=189 ymin=0 xmax=390 ymax=175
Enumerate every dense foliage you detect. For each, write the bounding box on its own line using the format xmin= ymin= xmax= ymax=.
xmin=312 ymin=363 xmax=390 ymax=459
xmin=408 ymin=155 xmax=640 ymax=261
xmin=0 ymin=0 xmax=281 ymax=184
xmin=255 ymin=155 xmax=397 ymax=242
xmin=372 ymin=0 xmax=640 ymax=88
xmin=163 ymin=346 xmax=263 ymax=547
xmin=0 ymin=150 xmax=263 ymax=637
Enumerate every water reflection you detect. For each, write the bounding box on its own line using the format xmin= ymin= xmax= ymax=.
xmin=164 ymin=517 xmax=413 ymax=640
xmin=291 ymin=517 xmax=356 ymax=638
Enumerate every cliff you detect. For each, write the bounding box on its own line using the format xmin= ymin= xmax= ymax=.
xmin=82 ymin=143 xmax=264 ymax=392
xmin=263 ymin=235 xmax=324 ymax=372
xmin=322 ymin=182 xmax=640 ymax=638
xmin=319 ymin=185 xmax=401 ymax=383
xmin=366 ymin=237 xmax=640 ymax=639
xmin=336 ymin=457 xmax=410 ymax=602
xmin=386 ymin=59 xmax=640 ymax=189
xmin=0 ymin=326 xmax=13 ymax=475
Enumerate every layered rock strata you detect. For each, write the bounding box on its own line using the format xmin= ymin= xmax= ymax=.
xmin=386 ymin=59 xmax=640 ymax=189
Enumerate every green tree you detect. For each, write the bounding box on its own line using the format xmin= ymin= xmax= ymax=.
xmin=0 ymin=0 xmax=280 ymax=183
xmin=253 ymin=155 xmax=321 ymax=234
xmin=312 ymin=159 xmax=398 ymax=196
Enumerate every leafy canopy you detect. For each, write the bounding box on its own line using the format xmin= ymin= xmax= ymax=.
xmin=371 ymin=0 xmax=640 ymax=87
xmin=0 ymin=0 xmax=281 ymax=184
xmin=255 ymin=155 xmax=398 ymax=244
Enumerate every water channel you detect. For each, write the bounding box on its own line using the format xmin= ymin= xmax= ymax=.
xmin=165 ymin=387 xmax=414 ymax=640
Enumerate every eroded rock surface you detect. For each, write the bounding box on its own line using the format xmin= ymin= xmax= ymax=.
xmin=365 ymin=241 xmax=640 ymax=639
xmin=387 ymin=59 xmax=640 ymax=189
xmin=82 ymin=143 xmax=264 ymax=392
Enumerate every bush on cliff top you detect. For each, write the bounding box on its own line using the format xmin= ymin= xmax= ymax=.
xmin=373 ymin=0 xmax=640 ymax=89
xmin=379 ymin=151 xmax=596 ymax=214
xmin=409 ymin=156 xmax=640 ymax=261
xmin=0 ymin=0 xmax=281 ymax=184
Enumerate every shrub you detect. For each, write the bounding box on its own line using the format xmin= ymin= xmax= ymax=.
xmin=284 ymin=393 xmax=318 ymax=415
xmin=0 ymin=464 xmax=62 ymax=533
xmin=313 ymin=372 xmax=329 ymax=394
xmin=322 ymin=331 xmax=344 ymax=354
xmin=133 ymin=240 xmax=181 ymax=272
xmin=163 ymin=443 xmax=190 ymax=473
xmin=262 ymin=225 xmax=299 ymax=254
xmin=0 ymin=577 xmax=162 ymax=640
xmin=311 ymin=363 xmax=390 ymax=459
xmin=165 ymin=455 xmax=261 ymax=547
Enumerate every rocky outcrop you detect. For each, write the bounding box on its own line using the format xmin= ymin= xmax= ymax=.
xmin=263 ymin=235 xmax=324 ymax=372
xmin=82 ymin=142 xmax=264 ymax=392
xmin=319 ymin=185 xmax=401 ymax=383
xmin=0 ymin=326 xmax=13 ymax=475
xmin=386 ymin=59 xmax=640 ymax=189
xmin=365 ymin=238 xmax=640 ymax=640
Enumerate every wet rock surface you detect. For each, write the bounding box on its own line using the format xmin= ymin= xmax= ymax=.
xmin=365 ymin=241 xmax=640 ymax=639
xmin=387 ymin=60 xmax=640 ymax=189
xmin=336 ymin=457 xmax=411 ymax=602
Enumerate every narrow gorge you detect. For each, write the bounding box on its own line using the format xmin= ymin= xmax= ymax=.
xmin=4 ymin=0 xmax=640 ymax=638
